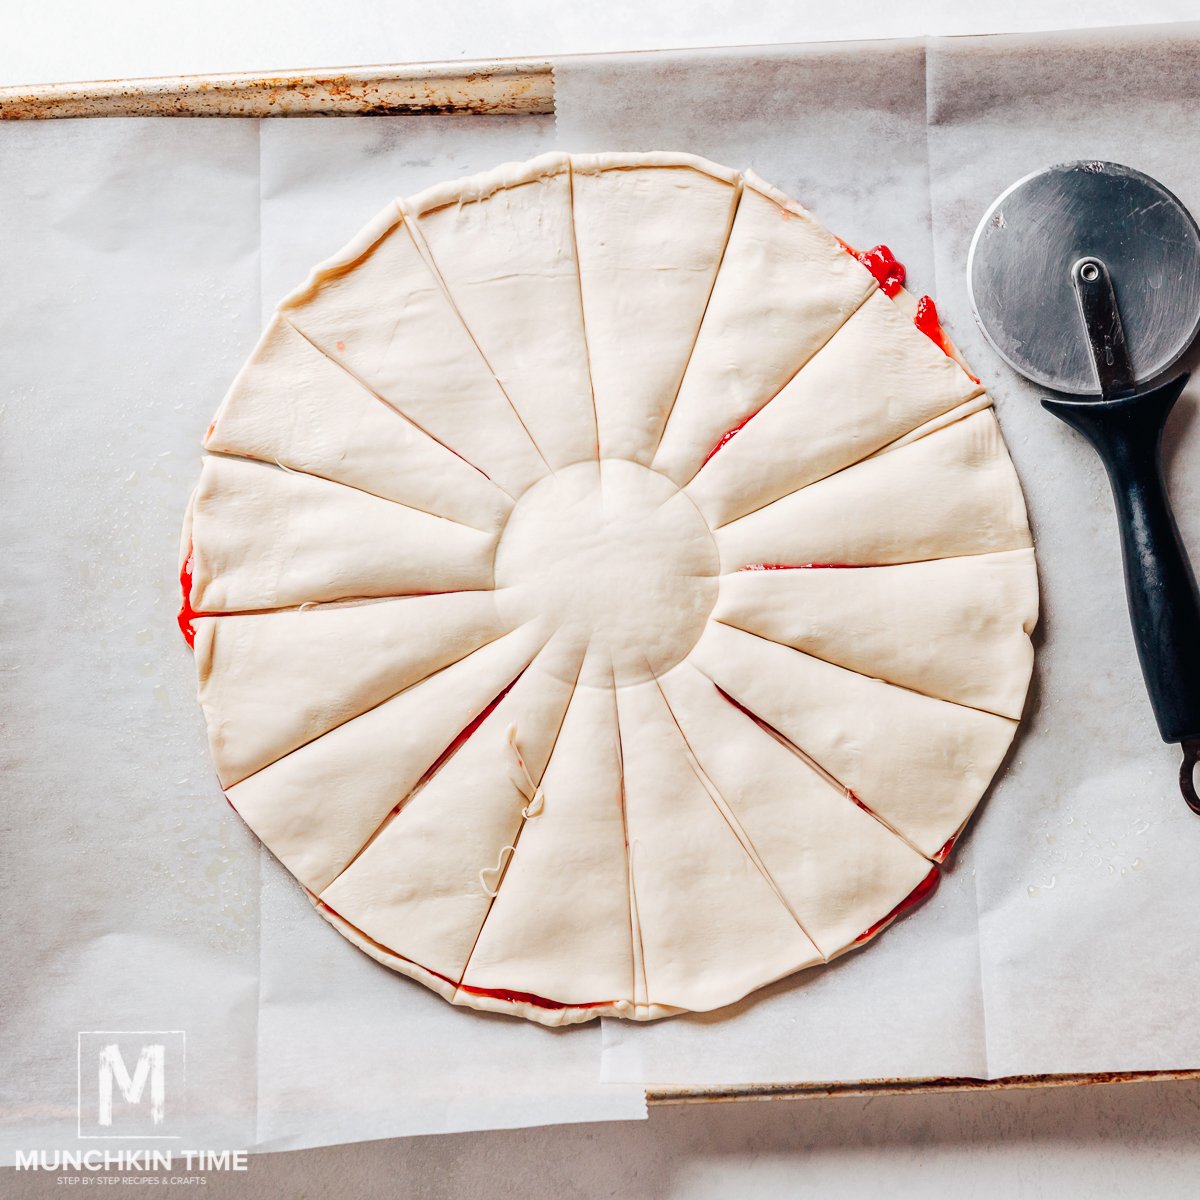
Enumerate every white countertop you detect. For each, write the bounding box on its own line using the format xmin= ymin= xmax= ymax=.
xmin=1 ymin=0 xmax=1195 ymax=86
xmin=8 ymin=1077 xmax=1200 ymax=1198
xmin=6 ymin=4 xmax=1200 ymax=1197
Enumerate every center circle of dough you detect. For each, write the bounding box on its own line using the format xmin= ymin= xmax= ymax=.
xmin=494 ymin=459 xmax=719 ymax=687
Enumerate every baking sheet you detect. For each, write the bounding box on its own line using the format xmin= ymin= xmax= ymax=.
xmin=552 ymin=24 xmax=1200 ymax=1087
xmin=0 ymin=114 xmax=645 ymax=1166
xmin=6 ymin=22 xmax=1200 ymax=1161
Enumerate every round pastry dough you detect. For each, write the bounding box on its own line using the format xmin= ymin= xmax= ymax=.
xmin=182 ymin=152 xmax=1038 ymax=1026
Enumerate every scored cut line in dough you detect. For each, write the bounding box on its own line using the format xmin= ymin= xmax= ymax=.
xmin=712 ymin=548 xmax=1038 ymax=719
xmin=685 ymin=288 xmax=986 ymax=528
xmin=280 ymin=204 xmax=553 ymax=496
xmin=688 ymin=620 xmax=1019 ymax=860
xmin=207 ymin=314 xmax=512 ymax=533
xmin=194 ymin=591 xmax=511 ymax=787
xmin=572 ymin=158 xmax=744 ymax=465
xmin=714 ymin=408 xmax=1032 ymax=573
xmin=655 ymin=660 xmax=934 ymax=959
xmin=404 ymin=157 xmax=598 ymax=472
xmin=189 ymin=455 xmax=499 ymax=614
xmin=650 ymin=174 xmax=879 ymax=486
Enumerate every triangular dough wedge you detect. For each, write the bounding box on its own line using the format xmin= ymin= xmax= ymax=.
xmin=616 ymin=679 xmax=822 ymax=1013
xmin=279 ymin=204 xmax=547 ymax=496
xmin=651 ymin=172 xmax=876 ymax=485
xmin=194 ymin=591 xmax=507 ymax=786
xmin=227 ymin=622 xmax=545 ymax=893
xmin=689 ymin=621 xmax=1017 ymax=859
xmin=713 ymin=548 xmax=1038 ymax=719
xmin=878 ymin=393 xmax=992 ymax=455
xmin=462 ymin=674 xmax=634 ymax=1006
xmin=716 ymin=409 xmax=1031 ymax=572
xmin=206 ymin=315 xmax=510 ymax=533
xmin=656 ymin=662 xmax=933 ymax=958
xmin=318 ymin=639 xmax=581 ymax=980
xmin=687 ymin=289 xmax=985 ymax=525
xmin=570 ymin=152 xmax=741 ymax=463
xmin=407 ymin=155 xmax=596 ymax=471
xmin=188 ymin=455 xmax=496 ymax=612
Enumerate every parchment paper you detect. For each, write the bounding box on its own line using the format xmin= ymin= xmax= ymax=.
xmin=553 ymin=24 xmax=1200 ymax=1086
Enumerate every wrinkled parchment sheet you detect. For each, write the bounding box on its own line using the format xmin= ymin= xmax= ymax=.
xmin=554 ymin=24 xmax=1200 ymax=1087
xmin=0 ymin=115 xmax=646 ymax=1167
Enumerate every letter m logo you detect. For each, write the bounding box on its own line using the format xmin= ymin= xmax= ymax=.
xmin=78 ymin=1031 xmax=185 ymax=1138
xmin=98 ymin=1043 xmax=165 ymax=1126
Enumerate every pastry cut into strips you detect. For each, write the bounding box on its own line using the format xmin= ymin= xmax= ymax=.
xmin=651 ymin=171 xmax=877 ymax=485
xmin=227 ymin=621 xmax=546 ymax=893
xmin=716 ymin=408 xmax=1031 ymax=572
xmin=405 ymin=154 xmax=597 ymax=470
xmin=205 ymin=315 xmax=510 ymax=533
xmin=689 ymin=621 xmax=1017 ymax=860
xmin=570 ymin=152 xmax=742 ymax=463
xmin=319 ymin=638 xmax=582 ymax=983
xmin=279 ymin=204 xmax=548 ymax=497
xmin=655 ymin=661 xmax=934 ymax=958
xmin=187 ymin=455 xmax=496 ymax=612
xmin=713 ymin=548 xmax=1037 ymax=719
xmin=616 ymin=678 xmax=823 ymax=1013
xmin=687 ymin=289 xmax=985 ymax=527
xmin=460 ymin=669 xmax=636 ymax=1007
xmin=184 ymin=151 xmax=1040 ymax=1024
xmin=194 ymin=591 xmax=509 ymax=787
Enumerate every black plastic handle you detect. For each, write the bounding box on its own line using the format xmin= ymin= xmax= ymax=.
xmin=1043 ymin=373 xmax=1200 ymax=746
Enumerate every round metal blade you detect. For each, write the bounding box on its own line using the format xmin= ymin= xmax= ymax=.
xmin=967 ymin=161 xmax=1200 ymax=395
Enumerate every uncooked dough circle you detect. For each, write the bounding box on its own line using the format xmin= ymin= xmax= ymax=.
xmin=494 ymin=459 xmax=718 ymax=687
xmin=182 ymin=150 xmax=1038 ymax=1028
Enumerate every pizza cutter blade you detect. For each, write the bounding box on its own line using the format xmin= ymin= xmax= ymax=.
xmin=967 ymin=160 xmax=1200 ymax=812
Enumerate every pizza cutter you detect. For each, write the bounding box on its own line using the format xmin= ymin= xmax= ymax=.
xmin=967 ymin=160 xmax=1200 ymax=812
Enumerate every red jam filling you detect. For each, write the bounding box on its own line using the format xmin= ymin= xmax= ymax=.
xmin=913 ymin=294 xmax=952 ymax=356
xmin=935 ymin=831 xmax=959 ymax=863
xmin=914 ymin=295 xmax=981 ymax=384
xmin=845 ymin=788 xmax=874 ymax=816
xmin=702 ymin=412 xmax=758 ymax=467
xmin=742 ymin=562 xmax=860 ymax=571
xmin=404 ymin=676 xmax=521 ymax=802
xmin=455 ymin=982 xmax=610 ymax=1012
xmin=838 ymin=233 xmax=979 ymax=384
xmin=178 ymin=550 xmax=199 ymax=648
xmin=838 ymin=239 xmax=907 ymax=298
xmin=178 ymin=543 xmax=237 ymax=648
xmin=853 ymin=864 xmax=940 ymax=945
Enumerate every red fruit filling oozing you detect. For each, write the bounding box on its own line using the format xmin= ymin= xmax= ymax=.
xmin=701 ymin=246 xmax=976 ymax=472
xmin=741 ymin=562 xmax=860 ymax=571
xmin=838 ymin=239 xmax=907 ymax=298
xmin=701 ymin=411 xmax=758 ymax=466
xmin=178 ymin=550 xmax=199 ymax=648
xmin=853 ymin=864 xmax=940 ymax=945
xmin=914 ymin=295 xmax=981 ymax=384
xmin=314 ymin=897 xmax=609 ymax=1012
